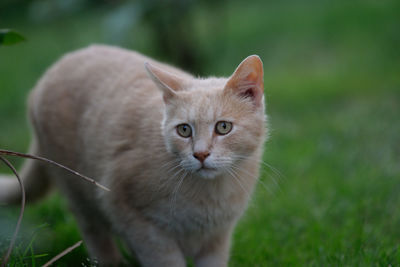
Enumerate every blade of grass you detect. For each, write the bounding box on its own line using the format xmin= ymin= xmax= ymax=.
xmin=30 ymin=245 xmax=35 ymax=267
xmin=23 ymin=231 xmax=38 ymax=257
xmin=22 ymin=223 xmax=48 ymax=258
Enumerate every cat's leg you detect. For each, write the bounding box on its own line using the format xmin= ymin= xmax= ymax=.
xmin=72 ymin=209 xmax=122 ymax=266
xmin=119 ymin=215 xmax=186 ymax=267
xmin=53 ymin=173 xmax=122 ymax=266
xmin=194 ymin=228 xmax=233 ymax=267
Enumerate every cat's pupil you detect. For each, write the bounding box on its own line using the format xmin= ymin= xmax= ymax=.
xmin=177 ymin=124 xmax=192 ymax=138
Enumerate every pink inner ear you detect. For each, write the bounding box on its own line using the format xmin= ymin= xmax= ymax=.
xmin=238 ymin=87 xmax=263 ymax=107
xmin=240 ymin=88 xmax=255 ymax=99
xmin=225 ymin=55 xmax=264 ymax=107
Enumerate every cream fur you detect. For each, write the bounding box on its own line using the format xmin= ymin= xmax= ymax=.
xmin=0 ymin=45 xmax=267 ymax=267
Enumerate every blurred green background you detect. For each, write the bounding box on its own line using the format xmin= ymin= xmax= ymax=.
xmin=1 ymin=0 xmax=399 ymax=265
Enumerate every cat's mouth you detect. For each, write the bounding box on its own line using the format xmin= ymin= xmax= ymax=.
xmin=196 ymin=166 xmax=219 ymax=179
xmin=179 ymin=159 xmax=221 ymax=179
xmin=200 ymin=165 xmax=216 ymax=171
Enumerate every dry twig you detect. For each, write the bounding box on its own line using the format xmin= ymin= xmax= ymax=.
xmin=0 ymin=149 xmax=110 ymax=266
xmin=0 ymin=149 xmax=110 ymax=191
xmin=41 ymin=240 xmax=83 ymax=267
xmin=0 ymin=156 xmax=25 ymax=267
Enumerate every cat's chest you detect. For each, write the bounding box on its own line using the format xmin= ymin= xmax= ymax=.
xmin=144 ymin=189 xmax=244 ymax=234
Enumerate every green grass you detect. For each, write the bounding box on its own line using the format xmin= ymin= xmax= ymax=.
xmin=1 ymin=0 xmax=399 ymax=265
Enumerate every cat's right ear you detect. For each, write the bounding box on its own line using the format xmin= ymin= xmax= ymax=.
xmin=224 ymin=55 xmax=264 ymax=108
xmin=145 ymin=62 xmax=184 ymax=103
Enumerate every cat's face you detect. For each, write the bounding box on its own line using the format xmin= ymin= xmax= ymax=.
xmin=162 ymin=88 xmax=265 ymax=179
xmin=146 ymin=56 xmax=266 ymax=179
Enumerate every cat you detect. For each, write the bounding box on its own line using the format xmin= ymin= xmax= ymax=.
xmin=0 ymin=45 xmax=267 ymax=267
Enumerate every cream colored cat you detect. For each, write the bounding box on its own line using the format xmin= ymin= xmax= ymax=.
xmin=0 ymin=45 xmax=267 ymax=267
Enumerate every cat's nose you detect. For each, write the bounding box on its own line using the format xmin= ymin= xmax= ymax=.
xmin=193 ymin=151 xmax=210 ymax=163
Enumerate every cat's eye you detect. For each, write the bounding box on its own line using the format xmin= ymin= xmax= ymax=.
xmin=215 ymin=121 xmax=233 ymax=135
xmin=177 ymin=124 xmax=192 ymax=138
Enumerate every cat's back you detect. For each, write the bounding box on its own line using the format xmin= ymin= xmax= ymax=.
xmin=30 ymin=45 xmax=190 ymax=112
xmin=28 ymin=45 xmax=189 ymax=162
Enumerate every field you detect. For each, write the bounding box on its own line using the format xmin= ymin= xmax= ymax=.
xmin=1 ymin=0 xmax=399 ymax=265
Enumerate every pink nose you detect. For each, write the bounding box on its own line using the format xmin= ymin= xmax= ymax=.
xmin=193 ymin=151 xmax=210 ymax=163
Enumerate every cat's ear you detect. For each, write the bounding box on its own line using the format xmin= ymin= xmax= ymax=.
xmin=145 ymin=62 xmax=185 ymax=102
xmin=224 ymin=55 xmax=264 ymax=107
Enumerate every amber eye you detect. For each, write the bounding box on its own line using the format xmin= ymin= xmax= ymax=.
xmin=215 ymin=121 xmax=233 ymax=135
xmin=177 ymin=124 xmax=192 ymax=138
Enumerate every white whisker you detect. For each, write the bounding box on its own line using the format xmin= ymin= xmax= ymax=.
xmin=225 ymin=167 xmax=251 ymax=199
xmin=160 ymin=159 xmax=179 ymax=169
xmin=165 ymin=163 xmax=182 ymax=174
xmin=259 ymin=160 xmax=285 ymax=180
xmin=168 ymin=170 xmax=187 ymax=229
xmin=230 ymin=164 xmax=276 ymax=195
xmin=231 ymin=154 xmax=284 ymax=191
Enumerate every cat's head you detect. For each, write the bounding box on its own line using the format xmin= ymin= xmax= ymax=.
xmin=145 ymin=56 xmax=266 ymax=179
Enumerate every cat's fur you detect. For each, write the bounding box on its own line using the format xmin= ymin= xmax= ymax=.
xmin=0 ymin=45 xmax=267 ymax=267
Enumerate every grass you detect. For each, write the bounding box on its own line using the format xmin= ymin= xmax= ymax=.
xmin=232 ymin=90 xmax=400 ymax=265
xmin=1 ymin=0 xmax=399 ymax=265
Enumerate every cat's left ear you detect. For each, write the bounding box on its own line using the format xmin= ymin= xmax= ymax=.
xmin=145 ymin=62 xmax=185 ymax=102
xmin=224 ymin=55 xmax=264 ymax=107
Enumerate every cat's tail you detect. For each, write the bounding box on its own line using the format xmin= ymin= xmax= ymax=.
xmin=0 ymin=142 xmax=51 ymax=205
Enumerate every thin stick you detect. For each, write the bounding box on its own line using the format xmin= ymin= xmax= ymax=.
xmin=0 ymin=156 xmax=25 ymax=267
xmin=0 ymin=149 xmax=110 ymax=192
xmin=41 ymin=240 xmax=83 ymax=267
